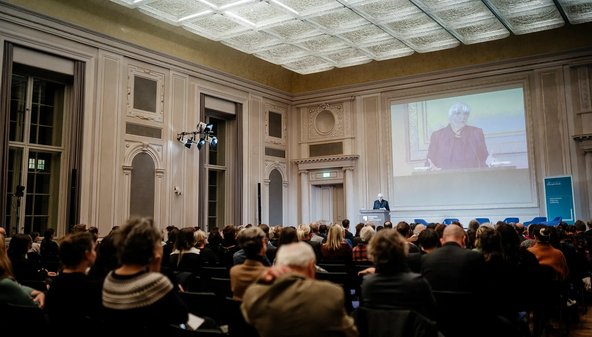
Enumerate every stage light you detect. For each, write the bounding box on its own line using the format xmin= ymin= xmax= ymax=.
xmin=197 ymin=138 xmax=206 ymax=150
xmin=177 ymin=121 xmax=218 ymax=151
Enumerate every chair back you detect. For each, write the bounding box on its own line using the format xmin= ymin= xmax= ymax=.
xmin=179 ymin=291 xmax=223 ymax=325
xmin=442 ymin=218 xmax=459 ymax=225
xmin=524 ymin=216 xmax=547 ymax=226
xmin=414 ymin=219 xmax=429 ymax=226
xmin=355 ymin=306 xmax=439 ymax=337
xmin=475 ymin=217 xmax=490 ymax=224
xmin=224 ymin=297 xmax=260 ymax=337
xmin=0 ymin=302 xmax=48 ymax=334
xmin=503 ymin=217 xmax=519 ymax=224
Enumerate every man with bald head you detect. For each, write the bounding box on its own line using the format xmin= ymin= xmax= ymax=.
xmin=420 ymin=225 xmax=485 ymax=293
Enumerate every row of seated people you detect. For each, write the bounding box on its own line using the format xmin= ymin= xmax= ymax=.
xmin=2 ymin=217 xmax=591 ymax=337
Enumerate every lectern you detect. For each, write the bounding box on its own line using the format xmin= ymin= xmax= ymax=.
xmin=360 ymin=209 xmax=390 ymax=225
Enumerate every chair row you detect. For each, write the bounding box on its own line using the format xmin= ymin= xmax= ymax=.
xmin=413 ymin=216 xmax=562 ymax=226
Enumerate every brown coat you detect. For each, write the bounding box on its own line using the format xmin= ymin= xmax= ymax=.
xmin=241 ymin=272 xmax=358 ymax=337
xmin=229 ymin=259 xmax=268 ymax=300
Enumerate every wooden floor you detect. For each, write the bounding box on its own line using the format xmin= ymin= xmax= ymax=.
xmin=565 ymin=305 xmax=592 ymax=337
xmin=546 ymin=299 xmax=592 ymax=337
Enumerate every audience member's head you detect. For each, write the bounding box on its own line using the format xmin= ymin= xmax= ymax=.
xmin=238 ymin=226 xmax=266 ymax=259
xmin=534 ymin=226 xmax=552 ymax=244
xmin=359 ymin=225 xmax=375 ymax=243
xmin=277 ymin=226 xmax=298 ymax=248
xmin=113 ymin=217 xmax=162 ymax=270
xmin=59 ymin=231 xmax=96 ymax=269
xmin=88 ymin=226 xmax=99 ymax=242
xmin=355 ymin=222 xmax=364 ymax=237
xmin=383 ymin=221 xmax=393 ymax=229
xmin=468 ymin=219 xmax=480 ymax=231
xmin=395 ymin=221 xmax=411 ymax=238
xmin=175 ymin=227 xmax=196 ymax=251
xmin=275 ymin=241 xmax=316 ymax=278
xmin=7 ymin=233 xmax=32 ymax=260
xmin=70 ymin=224 xmax=87 ymax=234
xmin=325 ymin=224 xmax=345 ymax=250
xmin=417 ymin=228 xmax=440 ymax=252
xmin=342 ymin=219 xmax=350 ymax=230
xmin=442 ymin=225 xmax=466 ymax=247
xmin=0 ymin=227 xmax=6 ymax=238
xmin=367 ymin=228 xmax=408 ymax=273
xmin=0 ymin=234 xmax=14 ymax=279
xmin=194 ymin=229 xmax=207 ymax=248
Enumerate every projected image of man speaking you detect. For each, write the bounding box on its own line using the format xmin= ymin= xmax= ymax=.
xmin=425 ymin=102 xmax=490 ymax=170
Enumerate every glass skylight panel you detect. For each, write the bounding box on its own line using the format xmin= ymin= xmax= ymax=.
xmin=281 ymin=55 xmax=335 ymax=74
xmin=351 ymin=0 xmax=420 ymax=23
xmin=502 ymin=5 xmax=565 ymax=34
xmin=197 ymin=0 xmax=256 ymax=10
xmin=139 ymin=0 xmax=212 ymax=24
xmin=557 ymin=0 xmax=592 ymax=24
xmin=305 ymin=7 xmax=369 ymax=33
xmin=183 ymin=13 xmax=250 ymax=40
xmin=484 ymin=0 xmax=557 ymax=16
xmin=254 ymin=43 xmax=309 ymax=64
xmin=338 ymin=24 xmax=392 ymax=46
xmin=263 ymin=19 xmax=323 ymax=41
xmin=321 ymin=47 xmax=373 ymax=68
xmin=224 ymin=1 xmax=294 ymax=29
xmin=220 ymin=30 xmax=282 ymax=54
xmin=362 ymin=39 xmax=415 ymax=60
xmin=381 ymin=13 xmax=443 ymax=39
xmin=295 ymin=34 xmax=350 ymax=53
xmin=452 ymin=18 xmax=510 ymax=44
xmin=428 ymin=1 xmax=497 ymax=28
xmin=404 ymin=29 xmax=460 ymax=53
xmin=269 ymin=0 xmax=342 ymax=17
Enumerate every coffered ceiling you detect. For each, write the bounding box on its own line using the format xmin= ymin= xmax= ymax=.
xmin=111 ymin=0 xmax=592 ymax=75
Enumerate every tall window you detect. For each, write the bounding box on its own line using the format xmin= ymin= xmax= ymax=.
xmin=206 ymin=116 xmax=227 ymax=229
xmin=5 ymin=68 xmax=67 ymax=234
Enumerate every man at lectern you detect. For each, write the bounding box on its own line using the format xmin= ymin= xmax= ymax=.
xmin=373 ymin=193 xmax=390 ymax=211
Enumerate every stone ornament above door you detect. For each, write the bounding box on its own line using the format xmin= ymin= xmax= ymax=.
xmin=307 ymin=103 xmax=344 ymax=140
xmin=294 ymin=154 xmax=359 ymax=171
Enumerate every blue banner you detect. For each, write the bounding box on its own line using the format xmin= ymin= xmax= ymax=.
xmin=544 ymin=176 xmax=575 ymax=224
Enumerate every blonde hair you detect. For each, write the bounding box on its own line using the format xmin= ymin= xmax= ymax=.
xmin=194 ymin=229 xmax=207 ymax=247
xmin=325 ymin=224 xmax=345 ymax=251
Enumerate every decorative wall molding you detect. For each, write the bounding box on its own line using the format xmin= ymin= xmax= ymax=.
xmin=294 ymin=154 xmax=359 ymax=171
xmin=306 ymin=103 xmax=344 ymax=141
xmin=126 ymin=62 xmax=166 ymax=124
xmin=574 ymin=134 xmax=592 ymax=152
xmin=264 ymin=102 xmax=287 ymax=146
xmin=123 ymin=141 xmax=164 ymax=169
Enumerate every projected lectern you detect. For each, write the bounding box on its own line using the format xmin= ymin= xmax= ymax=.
xmin=360 ymin=209 xmax=390 ymax=225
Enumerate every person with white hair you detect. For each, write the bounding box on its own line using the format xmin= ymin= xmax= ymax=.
xmin=372 ymin=193 xmax=390 ymax=211
xmin=425 ymin=102 xmax=490 ymax=170
xmin=241 ymin=242 xmax=357 ymax=337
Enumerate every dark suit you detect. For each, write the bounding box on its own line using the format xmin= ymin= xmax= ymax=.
xmin=420 ymin=242 xmax=485 ymax=293
xmin=373 ymin=199 xmax=390 ymax=211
